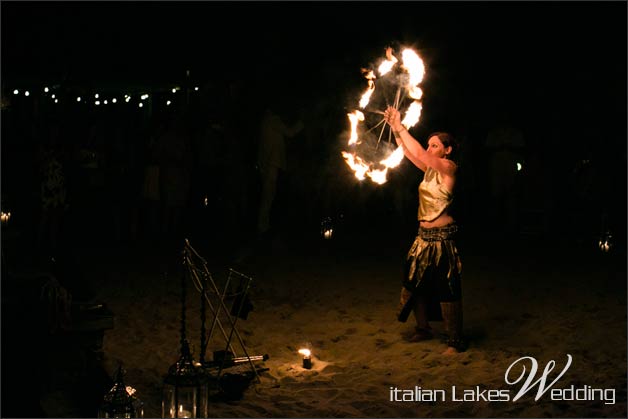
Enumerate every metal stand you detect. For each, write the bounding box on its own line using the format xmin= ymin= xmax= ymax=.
xmin=182 ymin=239 xmax=264 ymax=383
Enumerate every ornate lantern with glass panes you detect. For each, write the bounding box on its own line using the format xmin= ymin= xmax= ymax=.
xmin=162 ymin=340 xmax=209 ymax=418
xmin=98 ymin=365 xmax=144 ymax=418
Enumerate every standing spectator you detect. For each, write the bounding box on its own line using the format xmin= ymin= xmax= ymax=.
xmin=256 ymin=101 xmax=303 ymax=236
xmin=484 ymin=110 xmax=526 ymax=236
xmin=37 ymin=125 xmax=68 ymax=252
xmin=154 ymin=114 xmax=193 ymax=238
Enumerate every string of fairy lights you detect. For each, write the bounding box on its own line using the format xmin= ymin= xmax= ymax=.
xmin=9 ymin=84 xmax=202 ymax=109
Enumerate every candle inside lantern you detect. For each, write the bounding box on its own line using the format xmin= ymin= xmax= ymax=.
xmin=298 ymin=348 xmax=312 ymax=369
xmin=321 ymin=217 xmax=333 ymax=240
xmin=1 ymin=211 xmax=10 ymax=224
xmin=598 ymin=231 xmax=613 ymax=253
xmin=178 ymin=405 xmax=192 ymax=418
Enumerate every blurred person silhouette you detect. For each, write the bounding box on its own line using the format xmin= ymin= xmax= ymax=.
xmin=256 ymin=96 xmax=303 ymax=237
xmin=37 ymin=124 xmax=69 ymax=252
xmin=484 ymin=108 xmax=525 ymax=237
xmin=154 ymin=113 xmax=193 ymax=238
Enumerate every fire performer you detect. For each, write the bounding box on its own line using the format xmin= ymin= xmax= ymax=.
xmin=383 ymin=105 xmax=464 ymax=354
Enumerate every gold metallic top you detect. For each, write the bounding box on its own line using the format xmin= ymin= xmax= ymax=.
xmin=417 ymin=167 xmax=453 ymax=221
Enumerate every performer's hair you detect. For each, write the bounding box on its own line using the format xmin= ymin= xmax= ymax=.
xmin=428 ymin=132 xmax=458 ymax=161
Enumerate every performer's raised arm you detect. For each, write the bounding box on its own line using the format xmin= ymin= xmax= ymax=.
xmin=385 ymin=106 xmax=456 ymax=178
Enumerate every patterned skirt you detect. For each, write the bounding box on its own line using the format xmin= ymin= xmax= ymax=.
xmin=398 ymin=223 xmax=462 ymax=322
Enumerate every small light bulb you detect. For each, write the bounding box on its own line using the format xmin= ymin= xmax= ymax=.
xmin=516 ymin=163 xmax=522 ymax=172
xmin=54 ymin=99 xmax=59 ymax=103
xmin=104 ymin=100 xmax=108 ymax=105
xmin=166 ymin=100 xmax=171 ymax=106
xmin=194 ymin=86 xmax=199 ymax=91
xmin=112 ymin=98 xmax=117 ymax=103
xmin=95 ymin=93 xmax=99 ymax=99
xmin=44 ymin=87 xmax=49 ymax=93
xmin=172 ymin=88 xmax=176 ymax=93
xmin=139 ymin=102 xmax=144 ymax=108
xmin=77 ymin=97 xmax=81 ymax=102
xmin=13 ymin=89 xmax=19 ymax=95
xmin=95 ymin=100 xmax=101 ymax=106
xmin=24 ymin=91 xmax=30 ymax=96
xmin=51 ymin=94 xmax=56 ymax=99
xmin=125 ymin=97 xmax=131 ymax=103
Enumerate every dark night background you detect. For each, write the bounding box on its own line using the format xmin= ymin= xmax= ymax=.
xmin=1 ymin=1 xmax=626 ymax=418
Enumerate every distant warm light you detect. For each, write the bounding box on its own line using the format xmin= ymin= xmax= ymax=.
xmin=13 ymin=89 xmax=19 ymax=95
xmin=54 ymin=99 xmax=59 ymax=103
xmin=95 ymin=101 xmax=101 ymax=106
xmin=516 ymin=162 xmax=522 ymax=171
xmin=51 ymin=94 xmax=56 ymax=99
xmin=77 ymin=97 xmax=81 ymax=102
xmin=194 ymin=87 xmax=199 ymax=91
xmin=141 ymin=94 xmax=149 ymax=100
xmin=172 ymin=88 xmax=177 ymax=93
xmin=44 ymin=87 xmax=49 ymax=93
xmin=24 ymin=91 xmax=30 ymax=97
xmin=104 ymin=100 xmax=108 ymax=105
xmin=95 ymin=93 xmax=99 ymax=99
xmin=125 ymin=97 xmax=131 ymax=103
xmin=112 ymin=98 xmax=117 ymax=103
xmin=1 ymin=211 xmax=11 ymax=224
xmin=166 ymin=100 xmax=171 ymax=106
xmin=139 ymin=102 xmax=144 ymax=108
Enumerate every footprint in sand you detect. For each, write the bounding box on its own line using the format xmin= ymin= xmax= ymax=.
xmin=375 ymin=338 xmax=392 ymax=349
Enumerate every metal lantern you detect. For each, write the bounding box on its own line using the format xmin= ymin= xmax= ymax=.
xmin=98 ymin=366 xmax=144 ymax=418
xmin=598 ymin=230 xmax=613 ymax=253
xmin=321 ymin=217 xmax=333 ymax=240
xmin=162 ymin=340 xmax=209 ymax=418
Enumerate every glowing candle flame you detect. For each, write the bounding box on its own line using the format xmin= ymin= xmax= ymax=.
xmin=298 ymin=349 xmax=311 ymax=358
xmin=347 ymin=110 xmax=364 ymax=145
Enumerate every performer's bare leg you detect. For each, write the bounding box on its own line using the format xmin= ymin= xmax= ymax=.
xmin=413 ymin=296 xmax=429 ymax=330
xmin=440 ymin=300 xmax=463 ymax=354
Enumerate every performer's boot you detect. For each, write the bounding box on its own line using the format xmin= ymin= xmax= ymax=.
xmin=440 ymin=301 xmax=464 ymax=352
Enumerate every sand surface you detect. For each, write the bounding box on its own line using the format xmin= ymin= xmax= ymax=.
xmin=59 ymin=226 xmax=626 ymax=418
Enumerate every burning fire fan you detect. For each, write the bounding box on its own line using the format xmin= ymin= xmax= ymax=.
xmin=342 ymin=46 xmax=426 ymax=184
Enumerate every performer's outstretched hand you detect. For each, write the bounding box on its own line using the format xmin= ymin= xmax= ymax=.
xmin=384 ymin=106 xmax=403 ymax=132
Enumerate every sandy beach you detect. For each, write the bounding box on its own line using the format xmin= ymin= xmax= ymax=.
xmin=48 ymin=220 xmax=626 ymax=418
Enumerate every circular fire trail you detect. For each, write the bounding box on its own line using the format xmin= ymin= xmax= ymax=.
xmin=342 ymin=46 xmax=426 ymax=184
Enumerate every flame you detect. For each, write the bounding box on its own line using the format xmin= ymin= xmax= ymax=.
xmin=402 ymin=49 xmax=425 ymax=86
xmin=342 ymin=151 xmax=369 ymax=180
xmin=380 ymin=146 xmax=404 ymax=168
xmin=298 ymin=348 xmax=311 ymax=357
xmin=359 ymin=69 xmax=376 ymax=109
xmin=408 ymin=86 xmax=423 ymax=100
xmin=401 ymin=101 xmax=422 ymax=128
xmin=378 ymin=47 xmax=398 ymax=76
xmin=342 ymin=46 xmax=426 ymax=185
xmin=368 ymin=168 xmax=388 ymax=185
xmin=347 ymin=110 xmax=364 ymax=145
xmin=359 ymin=79 xmax=375 ymax=109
